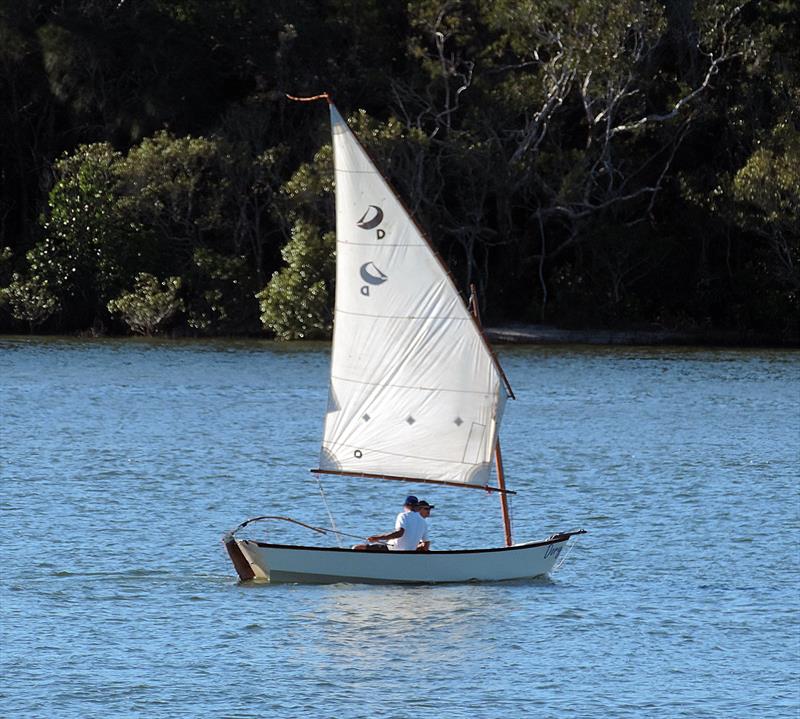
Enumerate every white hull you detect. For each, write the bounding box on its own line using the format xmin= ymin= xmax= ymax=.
xmin=225 ymin=534 xmax=580 ymax=584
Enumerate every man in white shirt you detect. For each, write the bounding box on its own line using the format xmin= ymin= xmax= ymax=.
xmin=381 ymin=501 xmax=428 ymax=551
xmin=354 ymin=495 xmax=429 ymax=552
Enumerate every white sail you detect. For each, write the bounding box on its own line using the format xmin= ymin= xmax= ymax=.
xmin=318 ymin=104 xmax=511 ymax=488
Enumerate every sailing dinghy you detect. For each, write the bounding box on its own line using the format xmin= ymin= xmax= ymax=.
xmin=223 ymin=94 xmax=584 ymax=583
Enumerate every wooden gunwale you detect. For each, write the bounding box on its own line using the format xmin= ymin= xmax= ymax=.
xmin=244 ymin=532 xmax=582 ymax=554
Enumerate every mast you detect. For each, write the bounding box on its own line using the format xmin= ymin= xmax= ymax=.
xmin=469 ymin=285 xmax=513 ymax=546
xmin=493 ymin=441 xmax=513 ymax=547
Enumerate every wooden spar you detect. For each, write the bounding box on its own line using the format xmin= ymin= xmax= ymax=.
xmin=286 ymin=93 xmax=332 ymax=104
xmin=494 ymin=440 xmax=513 ymax=547
xmin=310 ymin=469 xmax=516 ymax=495
xmin=470 ymin=284 xmax=514 ymax=547
xmin=468 ymin=286 xmax=515 ymax=400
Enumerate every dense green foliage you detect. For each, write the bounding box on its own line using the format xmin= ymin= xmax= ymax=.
xmin=1 ymin=0 xmax=797 ymax=340
xmin=107 ymin=272 xmax=183 ymax=335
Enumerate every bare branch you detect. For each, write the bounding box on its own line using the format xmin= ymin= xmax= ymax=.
xmin=611 ymin=3 xmax=746 ymax=136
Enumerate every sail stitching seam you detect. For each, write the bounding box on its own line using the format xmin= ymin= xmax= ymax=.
xmin=336 ymin=241 xmax=426 ymax=247
xmin=335 ymin=308 xmax=470 ymax=321
xmin=330 ymin=373 xmax=495 ymax=396
xmin=323 ymin=440 xmax=484 ymax=467
xmin=334 ymin=168 xmax=380 ymax=175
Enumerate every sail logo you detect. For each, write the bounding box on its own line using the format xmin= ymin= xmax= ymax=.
xmin=360 ymin=262 xmax=387 ymax=296
xmin=357 ymin=205 xmax=386 ymax=240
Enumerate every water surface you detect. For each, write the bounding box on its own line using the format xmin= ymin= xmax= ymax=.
xmin=1 ymin=337 xmax=798 ymax=718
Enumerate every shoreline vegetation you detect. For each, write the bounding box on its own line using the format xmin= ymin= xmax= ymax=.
xmin=1 ymin=3 xmax=798 ymax=344
xmin=3 ymin=324 xmax=796 ymax=349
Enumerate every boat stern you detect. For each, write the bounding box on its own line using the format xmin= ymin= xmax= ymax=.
xmin=223 ymin=534 xmax=261 ymax=581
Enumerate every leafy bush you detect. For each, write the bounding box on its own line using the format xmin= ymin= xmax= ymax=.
xmin=107 ymin=273 xmax=184 ymax=335
xmin=0 ymin=273 xmax=60 ymax=331
xmin=256 ymin=220 xmax=334 ymax=340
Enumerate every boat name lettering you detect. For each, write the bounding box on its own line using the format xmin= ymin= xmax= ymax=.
xmin=544 ymin=544 xmax=562 ymax=559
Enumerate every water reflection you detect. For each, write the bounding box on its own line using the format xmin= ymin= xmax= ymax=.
xmin=298 ymin=584 xmax=493 ymax=666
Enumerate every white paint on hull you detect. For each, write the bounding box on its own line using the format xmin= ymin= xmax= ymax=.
xmin=234 ymin=538 xmax=571 ymax=584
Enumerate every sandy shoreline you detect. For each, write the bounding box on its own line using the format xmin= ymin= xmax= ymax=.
xmin=484 ymin=323 xmax=797 ymax=347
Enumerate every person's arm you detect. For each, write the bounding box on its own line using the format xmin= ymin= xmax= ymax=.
xmin=367 ymin=528 xmax=404 ymax=543
xmin=416 ymin=519 xmax=430 ymax=551
xmin=369 ymin=511 xmax=409 ymax=543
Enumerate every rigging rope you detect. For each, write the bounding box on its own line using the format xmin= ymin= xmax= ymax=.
xmin=553 ymin=532 xmax=583 ymax=572
xmin=227 ymin=514 xmax=367 ymax=543
xmin=315 ymin=473 xmax=343 ymax=547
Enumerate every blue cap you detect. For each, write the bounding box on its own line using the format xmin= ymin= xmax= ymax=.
xmin=404 ymin=495 xmax=419 ymax=507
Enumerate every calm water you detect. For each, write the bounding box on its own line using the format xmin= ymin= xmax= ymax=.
xmin=1 ymin=337 xmax=798 ymax=718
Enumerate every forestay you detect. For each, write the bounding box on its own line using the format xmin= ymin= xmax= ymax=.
xmin=317 ymin=104 xmax=511 ymax=489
